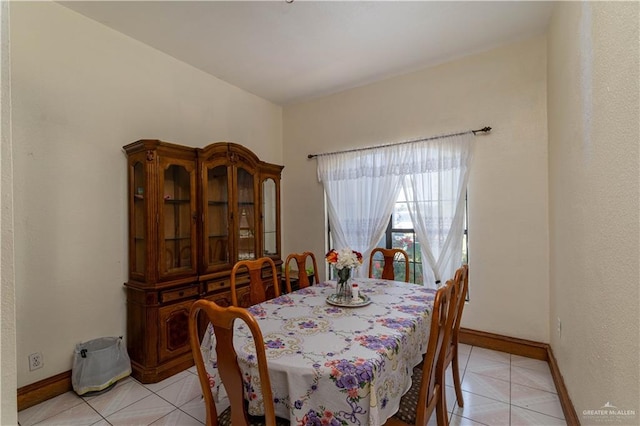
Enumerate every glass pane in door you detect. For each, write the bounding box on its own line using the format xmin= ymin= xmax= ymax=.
xmin=237 ymin=168 xmax=255 ymax=260
xmin=206 ymin=165 xmax=229 ymax=266
xmin=163 ymin=164 xmax=192 ymax=272
xmin=132 ymin=161 xmax=145 ymax=274
xmin=262 ymin=178 xmax=277 ymax=256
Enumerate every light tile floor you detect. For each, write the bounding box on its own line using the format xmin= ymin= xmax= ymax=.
xmin=19 ymin=344 xmax=567 ymax=426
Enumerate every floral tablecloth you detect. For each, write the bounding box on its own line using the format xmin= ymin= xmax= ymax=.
xmin=201 ymin=278 xmax=436 ymax=426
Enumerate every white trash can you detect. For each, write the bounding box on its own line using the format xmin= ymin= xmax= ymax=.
xmin=72 ymin=336 xmax=131 ymax=396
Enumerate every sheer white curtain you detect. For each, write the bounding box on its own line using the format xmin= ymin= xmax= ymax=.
xmin=317 ymin=145 xmax=406 ymax=276
xmin=402 ymin=132 xmax=474 ymax=288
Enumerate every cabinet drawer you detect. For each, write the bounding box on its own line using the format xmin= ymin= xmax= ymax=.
xmin=206 ymin=279 xmax=230 ymax=293
xmin=205 ymin=290 xmax=233 ymax=308
xmin=160 ymin=286 xmax=199 ymax=304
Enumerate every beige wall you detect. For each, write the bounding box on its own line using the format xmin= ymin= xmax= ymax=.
xmin=283 ymin=36 xmax=550 ymax=342
xmin=1 ymin=0 xmax=17 ymax=423
xmin=11 ymin=2 xmax=282 ymax=388
xmin=547 ymin=1 xmax=640 ymax=420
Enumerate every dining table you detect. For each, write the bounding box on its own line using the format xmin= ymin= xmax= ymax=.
xmin=200 ymin=277 xmax=437 ymax=426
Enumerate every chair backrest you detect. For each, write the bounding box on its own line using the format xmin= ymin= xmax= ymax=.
xmin=451 ymin=264 xmax=469 ymax=346
xmin=188 ymin=300 xmax=277 ymax=426
xmin=230 ymin=257 xmax=281 ymax=307
xmin=415 ymin=279 xmax=456 ymax=426
xmin=284 ymin=252 xmax=319 ymax=293
xmin=368 ymin=248 xmax=410 ymax=282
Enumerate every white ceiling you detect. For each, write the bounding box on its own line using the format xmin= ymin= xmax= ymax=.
xmin=59 ymin=1 xmax=554 ymax=106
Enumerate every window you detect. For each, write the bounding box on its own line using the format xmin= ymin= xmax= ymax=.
xmin=371 ymin=186 xmax=422 ymax=283
xmin=319 ymin=131 xmax=473 ymax=287
xmin=371 ymin=189 xmax=468 ymax=285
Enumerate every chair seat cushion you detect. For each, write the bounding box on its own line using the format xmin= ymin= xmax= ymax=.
xmin=218 ymin=406 xmax=291 ymax=426
xmin=392 ymin=366 xmax=423 ymax=424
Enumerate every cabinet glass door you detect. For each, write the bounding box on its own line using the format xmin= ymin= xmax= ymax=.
xmin=160 ymin=161 xmax=196 ymax=277
xmin=236 ymin=167 xmax=256 ymax=261
xmin=132 ymin=161 xmax=146 ymax=275
xmin=262 ymin=178 xmax=277 ymax=257
xmin=204 ymin=164 xmax=230 ymax=270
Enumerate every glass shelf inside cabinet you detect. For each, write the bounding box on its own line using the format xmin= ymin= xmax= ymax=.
xmin=238 ymin=207 xmax=255 ymax=260
xmin=207 ymin=165 xmax=229 ymax=265
xmin=237 ymin=167 xmax=255 ymax=261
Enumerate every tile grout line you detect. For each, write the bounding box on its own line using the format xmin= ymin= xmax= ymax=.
xmin=453 ymin=346 xmax=492 ymax=426
xmin=460 ymin=346 xmax=562 ymax=426
xmin=96 ymin=372 xmax=202 ymax=426
xmin=512 ymin=405 xmax=568 ymax=422
xmin=141 ymin=377 xmax=198 ymax=425
xmin=148 ymin=371 xmax=206 ymax=425
xmin=509 ymin=352 xmax=568 ymax=424
xmin=85 ymin=381 xmax=154 ymax=423
xmin=89 ymin=376 xmax=182 ymax=425
xmin=86 ymin=400 xmax=107 ymax=425
xmin=509 ymin=352 xmax=512 ymax=425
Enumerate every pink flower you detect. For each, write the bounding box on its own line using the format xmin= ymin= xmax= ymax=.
xmin=207 ymin=373 xmax=216 ymax=388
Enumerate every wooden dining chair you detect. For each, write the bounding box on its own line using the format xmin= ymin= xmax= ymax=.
xmin=230 ymin=257 xmax=281 ymax=307
xmin=369 ymin=248 xmax=410 ymax=282
xmin=189 ymin=300 xmax=289 ymax=426
xmin=384 ymin=279 xmax=456 ymax=426
xmin=444 ymin=264 xmax=469 ymax=408
xmin=284 ymin=252 xmax=319 ymax=293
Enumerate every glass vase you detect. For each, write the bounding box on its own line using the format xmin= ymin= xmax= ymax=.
xmin=335 ymin=267 xmax=353 ymax=301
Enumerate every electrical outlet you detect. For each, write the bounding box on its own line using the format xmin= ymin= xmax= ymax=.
xmin=557 ymin=317 xmax=562 ymax=338
xmin=29 ymin=352 xmax=43 ymax=371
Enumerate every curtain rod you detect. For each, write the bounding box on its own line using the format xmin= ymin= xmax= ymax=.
xmin=307 ymin=126 xmax=491 ymax=159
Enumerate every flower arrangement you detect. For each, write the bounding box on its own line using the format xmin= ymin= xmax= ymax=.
xmin=325 ymin=248 xmax=363 ymax=270
xmin=326 ymin=248 xmax=363 ymax=300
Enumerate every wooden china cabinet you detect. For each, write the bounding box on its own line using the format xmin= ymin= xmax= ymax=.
xmin=123 ymin=140 xmax=283 ymax=383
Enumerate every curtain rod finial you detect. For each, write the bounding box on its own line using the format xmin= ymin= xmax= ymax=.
xmin=472 ymin=126 xmax=492 ymax=134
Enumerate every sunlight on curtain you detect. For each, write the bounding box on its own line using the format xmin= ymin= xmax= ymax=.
xmin=402 ymin=133 xmax=474 ymax=288
xmin=317 ymin=145 xmax=406 ymax=276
